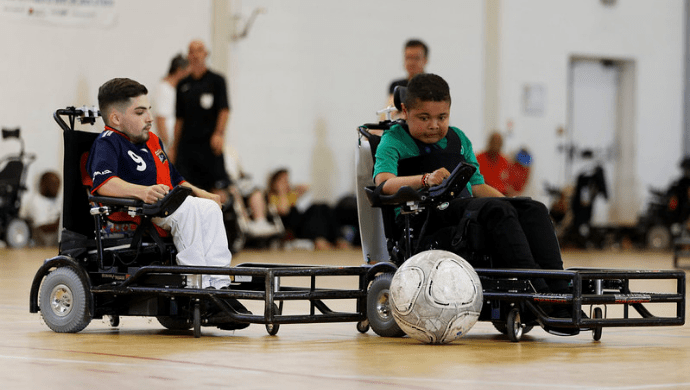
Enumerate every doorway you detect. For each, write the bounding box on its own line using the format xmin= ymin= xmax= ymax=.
xmin=567 ymin=57 xmax=637 ymax=226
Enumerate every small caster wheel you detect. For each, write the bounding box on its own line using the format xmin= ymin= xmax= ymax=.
xmin=506 ymin=308 xmax=525 ymax=342
xmin=266 ymin=322 xmax=280 ymax=336
xmin=265 ymin=303 xmax=281 ymax=336
xmin=592 ymin=307 xmax=603 ymax=341
xmin=193 ymin=303 xmax=201 ymax=338
xmin=357 ymin=319 xmax=370 ymax=333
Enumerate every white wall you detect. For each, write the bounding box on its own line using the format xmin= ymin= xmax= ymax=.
xmin=497 ymin=0 xmax=685 ymax=210
xmin=0 ymin=0 xmax=212 ymax=191
xmin=1 ymin=0 xmax=686 ymax=217
xmin=227 ymin=0 xmax=485 ymax=201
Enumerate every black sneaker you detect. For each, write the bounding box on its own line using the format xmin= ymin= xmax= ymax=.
xmin=208 ymin=298 xmax=252 ymax=330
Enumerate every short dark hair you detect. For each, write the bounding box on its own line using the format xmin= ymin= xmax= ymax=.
xmin=168 ymin=54 xmax=188 ymax=76
xmin=98 ymin=78 xmax=148 ymax=124
xmin=404 ymin=73 xmax=451 ymax=110
xmin=267 ymin=168 xmax=289 ymax=194
xmin=405 ymin=39 xmax=428 ymax=58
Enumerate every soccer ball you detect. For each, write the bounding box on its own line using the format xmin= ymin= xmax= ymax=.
xmin=389 ymin=250 xmax=483 ymax=344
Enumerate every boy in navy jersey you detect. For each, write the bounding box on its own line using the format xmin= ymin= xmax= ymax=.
xmin=87 ymin=78 xmax=233 ymax=289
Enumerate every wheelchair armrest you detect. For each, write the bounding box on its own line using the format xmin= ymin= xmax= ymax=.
xmin=88 ymin=185 xmax=192 ymax=217
xmin=365 ymin=184 xmax=424 ymax=207
xmin=89 ymin=195 xmax=143 ymax=208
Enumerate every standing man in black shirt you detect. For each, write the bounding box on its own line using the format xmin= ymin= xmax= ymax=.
xmin=170 ymin=40 xmax=231 ymax=199
xmin=387 ymin=40 xmax=428 ymax=102
xmin=383 ymin=39 xmax=428 ymax=120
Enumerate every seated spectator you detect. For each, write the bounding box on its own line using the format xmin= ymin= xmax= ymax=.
xmin=476 ymin=131 xmax=510 ymax=195
xmin=224 ymin=146 xmax=280 ymax=237
xmin=20 ymin=171 xmax=61 ymax=246
xmin=267 ymin=168 xmax=350 ymax=250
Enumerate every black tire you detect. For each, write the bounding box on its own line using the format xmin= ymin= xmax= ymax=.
xmin=193 ymin=303 xmax=201 ymax=338
xmin=266 ymin=322 xmax=279 ymax=336
xmin=493 ymin=319 xmax=533 ymax=337
xmin=39 ymin=267 xmax=91 ymax=333
xmin=592 ymin=307 xmax=603 ymax=341
xmin=6 ymin=218 xmax=30 ymax=248
xmin=367 ymin=273 xmax=405 ymax=338
xmin=157 ymin=316 xmax=192 ymax=331
xmin=356 ymin=320 xmax=370 ymax=334
xmin=506 ymin=308 xmax=524 ymax=342
xmin=265 ymin=303 xmax=281 ymax=336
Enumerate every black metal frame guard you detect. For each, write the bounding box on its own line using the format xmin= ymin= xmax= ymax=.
xmin=29 ymin=258 xmax=685 ymax=330
xmin=476 ymin=267 xmax=685 ymax=329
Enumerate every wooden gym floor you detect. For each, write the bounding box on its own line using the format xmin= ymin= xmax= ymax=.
xmin=1 ymin=246 xmax=689 ymax=390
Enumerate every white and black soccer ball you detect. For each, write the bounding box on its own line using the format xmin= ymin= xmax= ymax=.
xmin=389 ymin=250 xmax=483 ymax=344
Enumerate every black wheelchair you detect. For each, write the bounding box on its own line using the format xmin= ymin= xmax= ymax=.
xmin=29 ymin=106 xmax=393 ymax=338
xmin=28 ymin=104 xmax=685 ymax=342
xmin=355 ymin=87 xmax=686 ymax=341
xmin=0 ymin=127 xmax=35 ymax=248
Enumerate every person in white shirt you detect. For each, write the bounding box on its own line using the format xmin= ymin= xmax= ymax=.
xmin=154 ymin=54 xmax=189 ymax=149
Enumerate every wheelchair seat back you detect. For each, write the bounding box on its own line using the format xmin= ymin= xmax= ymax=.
xmin=61 ymin=129 xmax=99 ymax=241
xmin=356 ymin=87 xmax=412 ymax=264
xmin=0 ymin=160 xmax=24 ymax=212
xmin=355 ymin=128 xmax=389 ymax=264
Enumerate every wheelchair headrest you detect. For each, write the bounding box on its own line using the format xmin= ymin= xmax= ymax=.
xmin=393 ymin=86 xmax=407 ymax=112
xmin=2 ymin=128 xmax=20 ymax=140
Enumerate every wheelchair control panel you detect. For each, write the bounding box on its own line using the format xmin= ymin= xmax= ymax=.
xmin=89 ymin=185 xmax=192 ymax=218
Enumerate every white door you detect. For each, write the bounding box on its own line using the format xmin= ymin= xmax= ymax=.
xmin=568 ymin=59 xmax=620 ymax=226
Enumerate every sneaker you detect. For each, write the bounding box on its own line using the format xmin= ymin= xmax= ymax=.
xmin=207 ymin=298 xmax=252 ymax=330
xmin=248 ymin=219 xmax=278 ymax=237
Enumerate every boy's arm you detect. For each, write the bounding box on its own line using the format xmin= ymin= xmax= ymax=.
xmin=471 ymin=183 xmax=505 ymax=198
xmin=96 ymin=178 xmax=222 ymax=208
xmin=375 ymin=168 xmax=450 ymax=195
xmin=95 ymin=177 xmax=170 ymax=204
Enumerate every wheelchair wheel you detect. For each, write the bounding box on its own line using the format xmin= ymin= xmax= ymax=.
xmin=5 ymin=218 xmax=30 ymax=248
xmin=265 ymin=303 xmax=281 ymax=336
xmin=39 ymin=267 xmax=91 ymax=333
xmin=193 ymin=302 xmax=201 ymax=338
xmin=356 ymin=319 xmax=370 ymax=334
xmin=157 ymin=316 xmax=192 ymax=331
xmin=492 ymin=320 xmax=533 ymax=337
xmin=646 ymin=225 xmax=671 ymax=250
xmin=506 ymin=308 xmax=526 ymax=342
xmin=592 ymin=307 xmax=603 ymax=341
xmin=367 ymin=273 xmax=405 ymax=338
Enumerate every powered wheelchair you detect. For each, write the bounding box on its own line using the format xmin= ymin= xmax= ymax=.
xmin=0 ymin=127 xmax=35 ymax=248
xmin=29 ymin=106 xmax=393 ymax=338
xmin=355 ymin=87 xmax=686 ymax=342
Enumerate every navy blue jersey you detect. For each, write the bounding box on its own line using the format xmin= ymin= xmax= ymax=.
xmin=87 ymin=127 xmax=185 ymax=194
